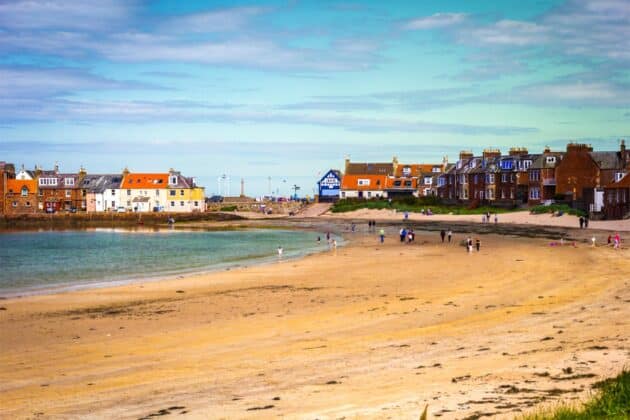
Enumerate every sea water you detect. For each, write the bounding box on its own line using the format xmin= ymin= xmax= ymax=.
xmin=0 ymin=228 xmax=332 ymax=296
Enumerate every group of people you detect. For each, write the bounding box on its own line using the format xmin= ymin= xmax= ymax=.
xmin=439 ymin=229 xmax=453 ymax=243
xmin=578 ymin=216 xmax=590 ymax=229
xmin=608 ymin=233 xmax=622 ymax=249
xmin=465 ymin=236 xmax=481 ymax=253
xmin=481 ymin=212 xmax=498 ymax=224
xmin=399 ymin=227 xmax=416 ymax=243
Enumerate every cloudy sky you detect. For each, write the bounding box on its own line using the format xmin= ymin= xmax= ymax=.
xmin=1 ymin=0 xmax=628 ymax=196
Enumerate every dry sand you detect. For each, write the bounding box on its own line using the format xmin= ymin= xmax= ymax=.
xmin=1 ymin=229 xmax=628 ymax=419
xmin=322 ymin=209 xmax=630 ymax=232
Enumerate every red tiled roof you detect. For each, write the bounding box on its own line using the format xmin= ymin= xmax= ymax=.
xmin=6 ymin=179 xmax=36 ymax=194
xmin=607 ymin=173 xmax=630 ymax=189
xmin=341 ymin=174 xmax=388 ymax=190
xmin=121 ymin=173 xmax=169 ymax=189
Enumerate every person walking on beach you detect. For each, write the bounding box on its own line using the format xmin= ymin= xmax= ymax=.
xmin=277 ymin=246 xmax=283 ymax=258
xmin=584 ymin=216 xmax=589 ymax=228
xmin=379 ymin=228 xmax=385 ymax=243
xmin=475 ymin=238 xmax=481 ymax=252
xmin=579 ymin=216 xmax=584 ymax=229
xmin=447 ymin=229 xmax=452 ymax=243
xmin=614 ymin=232 xmax=621 ymax=249
xmin=400 ymin=227 xmax=407 ymax=243
xmin=494 ymin=214 xmax=498 ymax=224
xmin=440 ymin=229 xmax=446 ymax=243
xmin=466 ymin=236 xmax=472 ymax=253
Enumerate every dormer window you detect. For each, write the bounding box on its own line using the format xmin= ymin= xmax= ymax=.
xmin=546 ymin=156 xmax=556 ymax=164
xmin=615 ymin=172 xmax=625 ymax=182
xmin=65 ymin=178 xmax=74 ymax=186
xmin=402 ymin=167 xmax=411 ymax=176
xmin=169 ymin=176 xmax=177 ymax=185
xmin=21 ymin=186 xmax=29 ymax=196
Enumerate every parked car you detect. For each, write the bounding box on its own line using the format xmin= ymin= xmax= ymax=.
xmin=207 ymin=195 xmax=223 ymax=203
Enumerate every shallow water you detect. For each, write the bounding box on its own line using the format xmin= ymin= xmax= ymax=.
xmin=0 ymin=228 xmax=332 ymax=295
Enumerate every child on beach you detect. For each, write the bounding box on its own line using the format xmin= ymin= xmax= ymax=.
xmin=447 ymin=229 xmax=452 ymax=243
xmin=277 ymin=246 xmax=283 ymax=257
xmin=475 ymin=238 xmax=480 ymax=252
xmin=440 ymin=230 xmax=446 ymax=242
xmin=379 ymin=228 xmax=385 ymax=243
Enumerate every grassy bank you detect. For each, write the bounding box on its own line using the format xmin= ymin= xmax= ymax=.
xmin=522 ymin=369 xmax=629 ymax=419
xmin=529 ymin=203 xmax=587 ymax=218
xmin=331 ymin=198 xmax=519 ymax=215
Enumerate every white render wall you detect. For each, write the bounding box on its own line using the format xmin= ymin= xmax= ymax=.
xmin=340 ymin=190 xmax=388 ymax=199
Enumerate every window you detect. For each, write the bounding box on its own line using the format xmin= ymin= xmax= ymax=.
xmin=65 ymin=190 xmax=71 ymax=198
xmin=25 ymin=201 xmax=31 ymax=207
xmin=473 ymin=175 xmax=478 ymax=184
xmin=438 ymin=177 xmax=446 ymax=187
xmin=404 ymin=181 xmax=412 ymax=187
xmin=530 ymin=170 xmax=540 ymax=181
xmin=546 ymin=156 xmax=556 ymax=164
xmin=156 ymin=190 xmax=159 ymax=196
xmin=432 ymin=167 xmax=441 ymax=173
xmin=180 ymin=190 xmax=184 ymax=196
xmin=169 ymin=176 xmax=177 ymax=185
xmin=394 ymin=180 xmax=402 ymax=187
xmin=127 ymin=200 xmax=131 ymax=206
xmin=367 ymin=191 xmax=372 ymax=198
xmin=194 ymin=201 xmax=199 ymax=207
xmin=501 ymin=173 xmax=508 ymax=183
xmin=341 ymin=192 xmax=346 ymax=198
xmin=64 ymin=178 xmax=74 ymax=186
xmin=615 ymin=172 xmax=625 ymax=182
xmin=402 ymin=167 xmax=411 ymax=176
xmin=485 ymin=174 xmax=495 ymax=184
xmin=127 ymin=189 xmax=131 ymax=196
xmin=530 ymin=187 xmax=540 ymax=199
xmin=170 ymin=190 xmax=176 ymax=196
xmin=180 ymin=201 xmax=184 ymax=206
xmin=523 ymin=160 xmax=531 ymax=170
xmin=12 ymin=201 xmax=17 ymax=207
xmin=171 ymin=201 xmax=175 ymax=206
xmin=487 ymin=189 xmax=493 ymax=200
xmin=500 ymin=160 xmax=513 ymax=170
xmin=424 ymin=177 xmax=432 ymax=185
xmin=111 ymin=201 xmax=115 ymax=207
xmin=21 ymin=186 xmax=28 ymax=197
xmin=39 ymin=177 xmax=58 ymax=186
xmin=111 ymin=189 xmax=116 ymax=195
xmin=357 ymin=179 xmax=370 ymax=186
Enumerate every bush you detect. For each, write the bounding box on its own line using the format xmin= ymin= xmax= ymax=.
xmin=219 ymin=205 xmax=238 ymax=212
xmin=529 ymin=203 xmax=586 ymax=217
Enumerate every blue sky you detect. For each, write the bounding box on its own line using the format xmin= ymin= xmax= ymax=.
xmin=0 ymin=0 xmax=628 ymax=196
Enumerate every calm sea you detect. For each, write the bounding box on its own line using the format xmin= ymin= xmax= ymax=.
xmin=0 ymin=228 xmax=332 ymax=296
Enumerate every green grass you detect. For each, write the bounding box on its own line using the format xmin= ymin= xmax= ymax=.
xmin=219 ymin=205 xmax=238 ymax=212
xmin=521 ymin=369 xmax=629 ymax=420
xmin=529 ymin=204 xmax=586 ymax=218
xmin=330 ymin=198 xmax=519 ymax=215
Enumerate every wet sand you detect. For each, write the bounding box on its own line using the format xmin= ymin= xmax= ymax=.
xmin=1 ymin=229 xmax=628 ymax=419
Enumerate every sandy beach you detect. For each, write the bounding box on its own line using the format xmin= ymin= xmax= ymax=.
xmin=321 ymin=209 xmax=630 ymax=232
xmin=1 ymin=222 xmax=628 ymax=419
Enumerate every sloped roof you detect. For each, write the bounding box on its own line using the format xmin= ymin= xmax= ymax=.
xmin=531 ymin=153 xmax=563 ymax=169
xmin=121 ymin=173 xmax=169 ymax=189
xmin=393 ymin=163 xmax=440 ymax=177
xmin=6 ymin=179 xmax=36 ymax=194
xmin=385 ymin=176 xmax=418 ymax=190
xmin=590 ymin=151 xmax=623 ymax=170
xmin=81 ymin=174 xmax=123 ymax=193
xmin=36 ymin=172 xmax=79 ymax=188
xmin=606 ymin=173 xmax=630 ymax=189
xmin=345 ymin=162 xmax=393 ymax=175
xmin=341 ymin=174 xmax=388 ymax=190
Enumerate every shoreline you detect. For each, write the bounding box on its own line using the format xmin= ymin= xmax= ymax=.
xmin=0 ymin=226 xmax=344 ymax=299
xmin=1 ymin=229 xmax=627 ymax=418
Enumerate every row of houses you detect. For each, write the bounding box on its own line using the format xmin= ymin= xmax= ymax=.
xmin=0 ymin=164 xmax=206 ymax=215
xmin=317 ymin=141 xmax=630 ymax=219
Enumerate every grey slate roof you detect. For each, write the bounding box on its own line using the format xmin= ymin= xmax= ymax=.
xmin=590 ymin=151 xmax=623 ymax=170
xmin=345 ymin=163 xmax=393 ymax=175
xmin=80 ymin=174 xmax=123 ymax=193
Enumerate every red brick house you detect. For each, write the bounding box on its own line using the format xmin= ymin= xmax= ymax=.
xmin=5 ymin=179 xmax=38 ymax=215
xmin=528 ymin=148 xmax=563 ymax=205
xmin=0 ymin=161 xmax=16 ymax=215
xmin=604 ymin=173 xmax=630 ymax=219
xmin=37 ymin=166 xmax=87 ymax=213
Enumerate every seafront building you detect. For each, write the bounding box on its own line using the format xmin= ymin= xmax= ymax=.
xmin=0 ymin=165 xmax=206 ymax=215
xmin=317 ymin=140 xmax=630 ymax=219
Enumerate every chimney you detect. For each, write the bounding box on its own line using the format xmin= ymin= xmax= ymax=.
xmin=344 ymin=156 xmax=350 ymax=174
xmin=392 ymin=156 xmax=399 ymax=173
xmin=122 ymin=167 xmax=130 ymax=177
xmin=509 ymin=147 xmax=528 ymax=156
xmin=566 ymin=143 xmax=593 ymax=153
xmin=543 ymin=146 xmax=551 ymax=153
xmin=621 ymin=139 xmax=626 ymax=154
xmin=79 ymin=166 xmax=87 ymax=177
xmin=459 ymin=150 xmax=473 ymax=161
xmin=54 ymin=163 xmax=59 ymax=174
xmin=482 ymin=148 xmax=501 ymax=159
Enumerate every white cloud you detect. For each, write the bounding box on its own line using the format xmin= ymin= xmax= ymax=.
xmin=404 ymin=13 xmax=467 ymax=30
xmin=161 ymin=7 xmax=269 ymax=33
xmin=466 ymin=20 xmax=548 ymax=46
